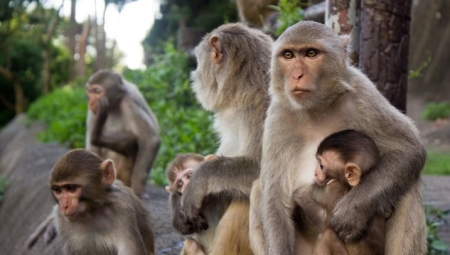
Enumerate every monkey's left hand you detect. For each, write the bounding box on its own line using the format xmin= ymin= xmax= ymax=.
xmin=329 ymin=198 xmax=372 ymax=243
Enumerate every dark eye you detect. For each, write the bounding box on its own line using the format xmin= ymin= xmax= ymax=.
xmin=187 ymin=173 xmax=192 ymax=179
xmin=66 ymin=185 xmax=79 ymax=193
xmin=51 ymin=186 xmax=61 ymax=194
xmin=177 ymin=181 xmax=183 ymax=190
xmin=283 ymin=50 xmax=294 ymax=59
xmin=306 ymin=49 xmax=318 ymax=58
xmin=320 ymin=163 xmax=324 ymax=170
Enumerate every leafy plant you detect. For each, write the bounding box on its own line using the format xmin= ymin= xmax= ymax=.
xmin=425 ymin=204 xmax=450 ymax=254
xmin=268 ymin=0 xmax=304 ymax=36
xmin=27 ymin=80 xmax=88 ymax=148
xmin=423 ymin=151 xmax=450 ymax=175
xmin=422 ymin=102 xmax=450 ymax=121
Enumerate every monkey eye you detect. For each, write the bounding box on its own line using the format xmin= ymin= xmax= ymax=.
xmin=187 ymin=172 xmax=192 ymax=179
xmin=65 ymin=184 xmax=80 ymax=193
xmin=282 ymin=50 xmax=294 ymax=59
xmin=51 ymin=186 xmax=61 ymax=194
xmin=306 ymin=49 xmax=318 ymax=58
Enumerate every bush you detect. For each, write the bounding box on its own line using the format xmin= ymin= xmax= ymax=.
xmin=422 ymin=102 xmax=450 ymax=121
xmin=27 ymin=80 xmax=87 ymax=148
xmin=28 ymin=42 xmax=217 ymax=186
xmin=425 ymin=204 xmax=450 ymax=255
xmin=423 ymin=151 xmax=450 ymax=175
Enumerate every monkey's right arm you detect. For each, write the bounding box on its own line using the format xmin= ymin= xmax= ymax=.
xmin=179 ymin=156 xmax=260 ymax=232
xmin=293 ymin=186 xmax=327 ymax=230
xmin=171 ymin=193 xmax=208 ymax=235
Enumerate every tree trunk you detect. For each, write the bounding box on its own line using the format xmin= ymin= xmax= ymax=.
xmin=94 ymin=0 xmax=107 ymax=71
xmin=359 ymin=0 xmax=412 ymax=113
xmin=75 ymin=17 xmax=90 ymax=77
xmin=325 ymin=0 xmax=361 ymax=65
xmin=68 ymin=0 xmax=77 ymax=80
xmin=0 ymin=67 xmax=25 ymax=114
xmin=42 ymin=2 xmax=64 ymax=94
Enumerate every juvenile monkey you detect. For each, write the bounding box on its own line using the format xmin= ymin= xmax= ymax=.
xmin=85 ymin=69 xmax=160 ymax=197
xmin=176 ymin=23 xmax=273 ymax=254
xmin=49 ymin=149 xmax=155 ymax=255
xmin=293 ymin=129 xmax=385 ymax=255
xmin=166 ymin=153 xmax=253 ymax=255
xmin=254 ymin=20 xmax=426 ymax=255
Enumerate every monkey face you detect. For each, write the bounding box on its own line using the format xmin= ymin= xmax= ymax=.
xmin=51 ymin=183 xmax=86 ymax=222
xmin=85 ymin=84 xmax=105 ymax=113
xmin=173 ymin=159 xmax=201 ymax=194
xmin=315 ymin=151 xmax=345 ymax=186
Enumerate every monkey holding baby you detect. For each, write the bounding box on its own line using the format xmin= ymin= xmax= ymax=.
xmin=45 ymin=149 xmax=155 ymax=255
xmin=253 ymin=20 xmax=426 ymax=255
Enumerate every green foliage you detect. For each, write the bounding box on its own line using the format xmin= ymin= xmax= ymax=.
xmin=27 ymin=81 xmax=88 ymax=148
xmin=422 ymin=102 xmax=450 ymax=121
xmin=123 ymin=42 xmax=217 ymax=185
xmin=423 ymin=151 xmax=450 ymax=175
xmin=425 ymin=205 xmax=450 ymax=255
xmin=268 ymin=0 xmax=304 ymax=36
xmin=0 ymin=175 xmax=8 ymax=203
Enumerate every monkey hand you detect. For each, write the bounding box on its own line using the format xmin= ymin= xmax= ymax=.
xmin=329 ymin=200 xmax=372 ymax=243
xmin=26 ymin=216 xmax=57 ymax=249
xmin=180 ymin=212 xmax=209 ymax=235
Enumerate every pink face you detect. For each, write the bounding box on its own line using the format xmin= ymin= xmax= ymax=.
xmin=315 ymin=150 xmax=345 ymax=186
xmin=173 ymin=159 xmax=201 ymax=194
xmin=85 ymin=84 xmax=105 ymax=113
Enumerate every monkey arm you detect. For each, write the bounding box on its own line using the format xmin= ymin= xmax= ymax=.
xmin=26 ymin=209 xmax=57 ymax=249
xmin=293 ymin=186 xmax=327 ymax=230
xmin=330 ymin=143 xmax=426 ymax=243
xmin=171 ymin=192 xmax=208 ymax=235
xmin=179 ymin=156 xmax=260 ymax=231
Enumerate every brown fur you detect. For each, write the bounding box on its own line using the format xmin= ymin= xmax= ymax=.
xmin=86 ymin=69 xmax=160 ymax=197
xmin=255 ymin=21 xmax=426 ymax=255
xmin=50 ymin=149 xmax=155 ymax=255
xmin=175 ymin=23 xmax=273 ymax=254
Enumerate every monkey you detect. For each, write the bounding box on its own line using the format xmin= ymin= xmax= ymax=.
xmin=166 ymin=153 xmax=254 ymax=255
xmin=293 ymin=129 xmax=385 ymax=255
xmin=85 ymin=69 xmax=160 ymax=197
xmin=235 ymin=0 xmax=279 ymax=29
xmin=174 ymin=23 xmax=273 ymax=254
xmin=252 ymin=20 xmax=427 ymax=255
xmin=48 ymin=148 xmax=155 ymax=255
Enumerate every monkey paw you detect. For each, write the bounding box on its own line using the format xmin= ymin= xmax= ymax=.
xmin=180 ymin=213 xmax=209 ymax=235
xmin=329 ymin=208 xmax=370 ymax=243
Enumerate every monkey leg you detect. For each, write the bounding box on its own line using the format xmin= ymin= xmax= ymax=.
xmin=249 ymin=180 xmax=265 ymax=255
xmin=209 ymin=200 xmax=254 ymax=255
xmin=384 ymin=182 xmax=427 ymax=255
xmin=313 ymin=228 xmax=348 ymax=255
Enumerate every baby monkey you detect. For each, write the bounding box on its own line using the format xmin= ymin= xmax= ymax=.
xmin=166 ymin=153 xmax=254 ymax=255
xmin=49 ymin=149 xmax=155 ymax=255
xmin=294 ymin=129 xmax=386 ymax=255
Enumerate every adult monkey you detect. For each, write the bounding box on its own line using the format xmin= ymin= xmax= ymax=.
xmin=85 ymin=69 xmax=160 ymax=197
xmin=175 ymin=23 xmax=273 ymax=254
xmin=253 ymin=21 xmax=427 ymax=254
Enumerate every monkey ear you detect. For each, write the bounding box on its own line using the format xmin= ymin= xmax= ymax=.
xmin=204 ymin=154 xmax=217 ymax=161
xmin=100 ymin=159 xmax=116 ymax=186
xmin=344 ymin=162 xmax=361 ymax=187
xmin=209 ymin=36 xmax=223 ymax=64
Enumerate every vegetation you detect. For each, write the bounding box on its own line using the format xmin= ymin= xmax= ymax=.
xmin=423 ymin=151 xmax=450 ymax=175
xmin=425 ymin=205 xmax=450 ymax=255
xmin=27 ymin=42 xmax=217 ymax=186
xmin=268 ymin=0 xmax=304 ymax=36
xmin=422 ymin=102 xmax=450 ymax=121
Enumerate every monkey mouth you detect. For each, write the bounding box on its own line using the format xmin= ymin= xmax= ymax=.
xmin=63 ymin=213 xmax=79 ymax=222
xmin=291 ymin=89 xmax=310 ymax=96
